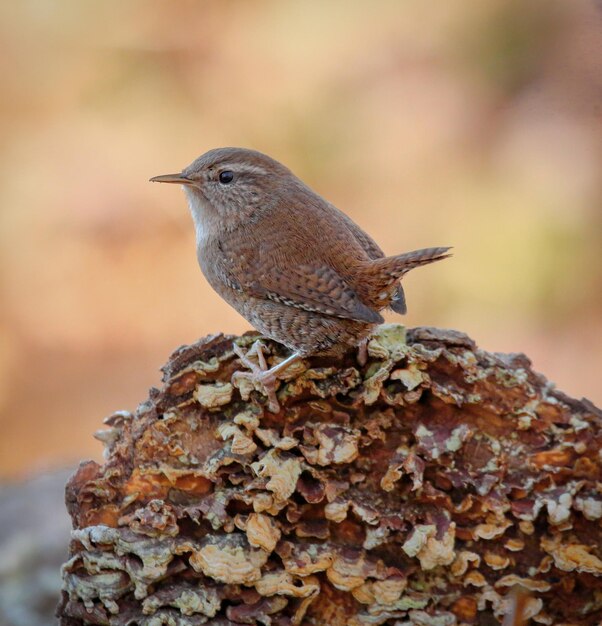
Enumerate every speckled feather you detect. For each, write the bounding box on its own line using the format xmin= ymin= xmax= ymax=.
xmin=155 ymin=147 xmax=450 ymax=356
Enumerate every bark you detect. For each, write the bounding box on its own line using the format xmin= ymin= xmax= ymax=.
xmin=56 ymin=325 xmax=602 ymax=625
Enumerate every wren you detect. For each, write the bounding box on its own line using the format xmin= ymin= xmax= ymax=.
xmin=151 ymin=147 xmax=450 ymax=411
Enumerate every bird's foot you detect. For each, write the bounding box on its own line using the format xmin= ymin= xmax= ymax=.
xmin=232 ymin=341 xmax=281 ymax=412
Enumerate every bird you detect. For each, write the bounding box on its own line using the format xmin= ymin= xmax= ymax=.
xmin=151 ymin=147 xmax=450 ymax=411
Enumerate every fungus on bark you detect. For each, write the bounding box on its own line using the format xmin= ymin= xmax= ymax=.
xmin=57 ymin=325 xmax=602 ymax=625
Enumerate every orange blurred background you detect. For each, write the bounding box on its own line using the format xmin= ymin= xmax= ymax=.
xmin=1 ymin=0 xmax=601 ymax=480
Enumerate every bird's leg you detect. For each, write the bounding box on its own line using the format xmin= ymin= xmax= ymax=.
xmin=357 ymin=338 xmax=369 ymax=367
xmin=245 ymin=340 xmax=269 ymax=370
xmin=501 ymin=587 xmax=529 ymax=626
xmin=232 ymin=341 xmax=302 ymax=412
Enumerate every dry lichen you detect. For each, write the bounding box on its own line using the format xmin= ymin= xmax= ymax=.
xmin=58 ymin=325 xmax=602 ymax=625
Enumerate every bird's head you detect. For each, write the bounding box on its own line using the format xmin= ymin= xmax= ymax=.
xmin=151 ymin=147 xmax=293 ymax=232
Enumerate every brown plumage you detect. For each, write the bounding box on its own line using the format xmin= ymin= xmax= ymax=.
xmin=151 ymin=147 xmax=450 ymax=410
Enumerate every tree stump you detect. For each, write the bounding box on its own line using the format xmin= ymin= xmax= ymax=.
xmin=57 ymin=325 xmax=602 ymax=625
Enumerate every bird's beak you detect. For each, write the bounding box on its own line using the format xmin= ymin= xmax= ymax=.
xmin=149 ymin=173 xmax=194 ymax=185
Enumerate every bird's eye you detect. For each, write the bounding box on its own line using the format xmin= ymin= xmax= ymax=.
xmin=219 ymin=170 xmax=234 ymax=184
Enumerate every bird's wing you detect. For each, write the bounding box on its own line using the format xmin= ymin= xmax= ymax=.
xmin=335 ymin=208 xmax=407 ymax=314
xmin=341 ymin=217 xmax=385 ymax=260
xmin=245 ymin=264 xmax=384 ymax=324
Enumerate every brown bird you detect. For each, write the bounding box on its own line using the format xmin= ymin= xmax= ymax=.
xmin=151 ymin=147 xmax=450 ymax=411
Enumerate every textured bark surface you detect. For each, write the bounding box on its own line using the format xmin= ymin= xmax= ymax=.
xmin=57 ymin=325 xmax=602 ymax=625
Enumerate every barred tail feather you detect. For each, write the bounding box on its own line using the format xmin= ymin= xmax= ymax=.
xmin=367 ymin=246 xmax=452 ymax=295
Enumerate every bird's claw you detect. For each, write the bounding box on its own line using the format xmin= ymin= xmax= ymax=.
xmin=232 ymin=341 xmax=281 ymax=412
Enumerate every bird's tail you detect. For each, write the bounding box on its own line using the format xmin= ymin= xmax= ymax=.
xmin=366 ymin=246 xmax=452 ymax=295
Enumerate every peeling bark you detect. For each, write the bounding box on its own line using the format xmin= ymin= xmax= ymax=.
xmin=57 ymin=325 xmax=602 ymax=625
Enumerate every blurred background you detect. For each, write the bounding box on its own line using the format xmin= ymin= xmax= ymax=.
xmin=1 ymin=1 xmax=602 ymax=623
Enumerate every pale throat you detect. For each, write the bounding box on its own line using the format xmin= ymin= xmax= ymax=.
xmin=184 ymin=187 xmax=214 ymax=244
